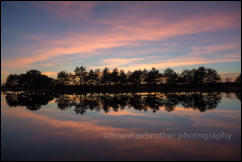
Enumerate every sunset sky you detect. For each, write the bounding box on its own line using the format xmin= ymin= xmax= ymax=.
xmin=1 ymin=1 xmax=241 ymax=83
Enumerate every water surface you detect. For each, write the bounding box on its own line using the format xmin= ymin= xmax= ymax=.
xmin=1 ymin=92 xmax=241 ymax=160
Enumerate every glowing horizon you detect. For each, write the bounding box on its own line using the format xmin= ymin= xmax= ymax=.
xmin=1 ymin=1 xmax=241 ymax=83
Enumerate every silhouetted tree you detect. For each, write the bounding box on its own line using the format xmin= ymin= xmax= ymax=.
xmin=205 ymin=68 xmax=221 ymax=84
xmin=6 ymin=74 xmax=19 ymax=88
xmin=119 ymin=70 xmax=127 ymax=85
xmin=235 ymin=74 xmax=241 ymax=85
xmin=145 ymin=67 xmax=160 ymax=85
xmin=163 ymin=68 xmax=178 ymax=84
xmin=101 ymin=67 xmax=111 ymax=85
xmin=26 ymin=69 xmax=41 ymax=76
xmin=35 ymin=74 xmax=54 ymax=89
xmin=6 ymin=70 xmax=54 ymax=91
xmin=23 ymin=70 xmax=42 ymax=90
xmin=94 ymin=69 xmax=101 ymax=85
xmin=193 ymin=67 xmax=206 ymax=85
xmin=101 ymin=67 xmax=110 ymax=85
xmin=18 ymin=74 xmax=28 ymax=89
xmin=84 ymin=69 xmax=98 ymax=85
xmin=74 ymin=66 xmax=87 ymax=85
xmin=57 ymin=71 xmax=71 ymax=85
xmin=128 ymin=70 xmax=143 ymax=84
xmin=110 ymin=68 xmax=119 ymax=84
xmin=179 ymin=69 xmax=193 ymax=84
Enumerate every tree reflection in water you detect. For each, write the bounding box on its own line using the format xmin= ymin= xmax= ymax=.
xmin=235 ymin=91 xmax=241 ymax=102
xmin=4 ymin=92 xmax=231 ymax=114
xmin=5 ymin=92 xmax=54 ymax=111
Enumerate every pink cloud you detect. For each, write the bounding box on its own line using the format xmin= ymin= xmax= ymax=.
xmin=117 ymin=56 xmax=240 ymax=72
xmin=38 ymin=2 xmax=97 ymax=19
xmin=91 ymin=56 xmax=157 ymax=70
xmin=189 ymin=43 xmax=240 ymax=56
xmin=2 ymin=9 xmax=240 ymax=73
xmin=2 ymin=107 xmax=125 ymax=142
xmin=98 ymin=10 xmax=240 ymax=40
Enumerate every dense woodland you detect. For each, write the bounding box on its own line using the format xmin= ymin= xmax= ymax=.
xmin=2 ymin=66 xmax=241 ymax=93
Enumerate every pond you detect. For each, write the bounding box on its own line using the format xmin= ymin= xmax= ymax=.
xmin=1 ymin=92 xmax=241 ymax=160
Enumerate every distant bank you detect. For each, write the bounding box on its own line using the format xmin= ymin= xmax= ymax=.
xmin=1 ymin=66 xmax=241 ymax=93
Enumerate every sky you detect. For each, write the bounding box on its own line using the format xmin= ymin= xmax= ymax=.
xmin=1 ymin=1 xmax=241 ymax=83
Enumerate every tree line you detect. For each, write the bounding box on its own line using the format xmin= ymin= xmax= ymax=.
xmin=3 ymin=66 xmax=241 ymax=92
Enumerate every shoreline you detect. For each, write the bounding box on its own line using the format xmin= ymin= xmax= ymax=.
xmin=1 ymin=83 xmax=241 ymax=94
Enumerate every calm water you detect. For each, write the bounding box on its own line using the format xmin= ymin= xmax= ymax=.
xmin=1 ymin=92 xmax=241 ymax=160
